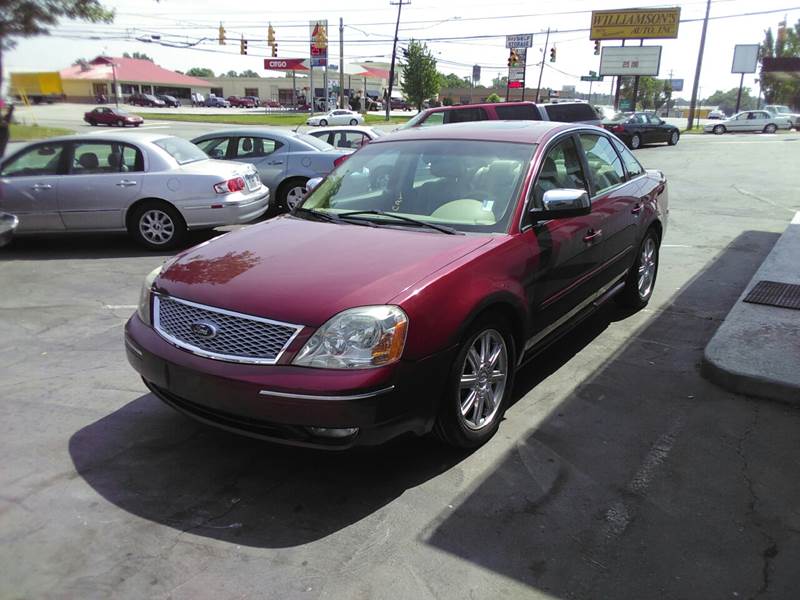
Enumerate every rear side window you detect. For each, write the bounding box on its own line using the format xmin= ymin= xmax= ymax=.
xmin=544 ymin=103 xmax=598 ymax=123
xmin=420 ymin=112 xmax=445 ymax=127
xmin=443 ymin=107 xmax=488 ymax=124
xmin=579 ymin=134 xmax=625 ymax=194
xmin=494 ymin=104 xmax=541 ymax=120
xmin=612 ymin=138 xmax=645 ymax=178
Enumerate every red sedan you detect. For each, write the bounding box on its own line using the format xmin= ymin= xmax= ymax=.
xmin=227 ymin=96 xmax=256 ymax=108
xmin=84 ymin=107 xmax=143 ymax=127
xmin=126 ymin=121 xmax=668 ymax=450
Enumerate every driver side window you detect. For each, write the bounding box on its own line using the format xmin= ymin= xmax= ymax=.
xmin=530 ymin=137 xmax=588 ymax=211
xmin=0 ymin=144 xmax=64 ymax=178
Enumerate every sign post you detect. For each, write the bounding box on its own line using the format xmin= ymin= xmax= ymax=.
xmin=731 ymin=44 xmax=759 ymax=113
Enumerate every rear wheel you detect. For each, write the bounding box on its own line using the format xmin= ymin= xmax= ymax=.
xmin=278 ymin=177 xmax=309 ymax=212
xmin=117 ymin=119 xmax=124 ymax=127
xmin=629 ymin=133 xmax=641 ymax=149
xmin=129 ymin=201 xmax=187 ymax=250
xmin=319 ymin=119 xmax=328 ymax=126
xmin=350 ymin=119 xmax=358 ymax=125
xmin=88 ymin=120 xmax=97 ymax=126
xmin=764 ymin=123 xmax=777 ymax=134
xmin=668 ymin=130 xmax=680 ymax=145
xmin=434 ymin=315 xmax=515 ymax=449
xmin=713 ymin=125 xmax=726 ymax=135
xmin=616 ymin=227 xmax=660 ymax=309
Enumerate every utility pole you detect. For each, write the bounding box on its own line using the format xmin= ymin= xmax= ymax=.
xmin=387 ymin=0 xmax=410 ymax=120
xmin=687 ymin=0 xmax=711 ymax=130
xmin=631 ymin=39 xmax=644 ymax=111
xmin=535 ymin=28 xmax=550 ymax=103
xmin=339 ymin=18 xmax=345 ymax=109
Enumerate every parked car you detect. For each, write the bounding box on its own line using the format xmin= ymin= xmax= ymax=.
xmin=707 ymin=109 xmax=726 ymax=120
xmin=703 ymin=110 xmax=792 ymax=135
xmin=306 ymin=126 xmax=384 ymax=149
xmin=128 ymin=93 xmax=166 ymax=108
xmin=157 ymin=94 xmax=181 ymax=108
xmin=245 ymin=96 xmax=262 ymax=107
xmin=0 ymin=133 xmax=269 ymax=250
xmin=192 ymin=128 xmax=352 ymax=211
xmin=602 ymin=112 xmax=680 ymax=149
xmin=0 ymin=212 xmax=18 ymax=248
xmin=126 ymin=120 xmax=668 ymax=450
xmin=191 ymin=92 xmax=205 ymax=107
xmin=763 ymin=105 xmax=800 ymax=128
xmin=205 ymin=96 xmax=231 ymax=108
xmin=389 ymin=98 xmax=409 ymax=110
xmin=398 ymin=101 xmax=601 ymax=129
xmin=306 ymin=110 xmax=364 ymax=127
xmin=84 ymin=107 xmax=144 ymax=127
xmin=227 ymin=96 xmax=256 ymax=108
xmin=594 ymin=105 xmax=617 ymax=121
xmin=263 ymin=99 xmax=282 ymax=109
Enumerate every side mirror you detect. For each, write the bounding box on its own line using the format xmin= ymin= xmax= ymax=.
xmin=0 ymin=212 xmax=19 ymax=248
xmin=531 ymin=189 xmax=591 ymax=220
xmin=305 ymin=177 xmax=323 ymax=194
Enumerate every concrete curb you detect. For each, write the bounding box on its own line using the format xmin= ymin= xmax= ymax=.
xmin=702 ymin=212 xmax=800 ymax=404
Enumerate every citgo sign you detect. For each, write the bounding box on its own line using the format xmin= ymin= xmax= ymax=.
xmin=263 ymin=58 xmax=309 ymax=71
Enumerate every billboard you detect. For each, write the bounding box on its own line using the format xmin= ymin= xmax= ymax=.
xmin=590 ymin=8 xmax=680 ymax=40
xmin=599 ymin=46 xmax=662 ymax=76
xmin=731 ymin=44 xmax=760 ymax=74
xmin=310 ymin=20 xmax=328 ymax=67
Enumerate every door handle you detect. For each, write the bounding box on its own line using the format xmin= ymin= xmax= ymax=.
xmin=266 ymin=161 xmax=283 ymax=165
xmin=583 ymin=229 xmax=603 ymax=243
xmin=631 ymin=204 xmax=642 ymax=215
xmin=31 ymin=183 xmax=53 ymax=191
xmin=116 ymin=180 xmax=138 ymax=187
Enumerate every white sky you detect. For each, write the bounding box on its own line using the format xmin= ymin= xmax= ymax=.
xmin=5 ymin=0 xmax=799 ymax=100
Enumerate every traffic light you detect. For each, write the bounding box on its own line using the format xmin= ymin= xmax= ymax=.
xmin=508 ymin=49 xmax=519 ymax=67
xmin=268 ymin=24 xmax=275 ymax=46
xmin=240 ymin=36 xmax=248 ymax=55
xmin=272 ymin=43 xmax=278 ymax=57
xmin=594 ymin=40 xmax=600 ymax=55
xmin=218 ymin=22 xmax=226 ymax=45
xmin=549 ymin=46 xmax=556 ymax=63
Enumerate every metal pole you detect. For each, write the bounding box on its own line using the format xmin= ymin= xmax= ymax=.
xmin=687 ymin=0 xmax=712 ymax=130
xmin=613 ymin=40 xmax=625 ymax=110
xmin=735 ymin=72 xmax=745 ymax=113
xmin=535 ymin=27 xmax=550 ymax=103
xmin=521 ymin=49 xmax=526 ymax=101
xmin=324 ymin=63 xmax=329 ymax=111
xmin=112 ymin=62 xmax=119 ymax=107
xmin=589 ymin=78 xmax=593 ymax=104
xmin=292 ymin=70 xmax=296 ymax=109
xmin=631 ymin=39 xmax=643 ymax=111
xmin=387 ymin=0 xmax=408 ymax=120
xmin=310 ymin=66 xmax=314 ymax=115
xmin=339 ymin=18 xmax=345 ymax=109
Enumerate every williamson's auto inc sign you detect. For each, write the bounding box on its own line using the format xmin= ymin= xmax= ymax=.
xmin=590 ymin=8 xmax=681 ymax=40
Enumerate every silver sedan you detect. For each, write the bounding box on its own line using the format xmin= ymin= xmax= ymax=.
xmin=704 ymin=110 xmax=792 ymax=134
xmin=192 ymin=128 xmax=352 ymax=211
xmin=0 ymin=132 xmax=269 ymax=250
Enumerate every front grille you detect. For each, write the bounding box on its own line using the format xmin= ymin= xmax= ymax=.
xmin=154 ymin=295 xmax=303 ymax=364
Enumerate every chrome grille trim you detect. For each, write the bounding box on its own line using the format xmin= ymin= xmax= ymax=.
xmin=153 ymin=294 xmax=304 ymax=365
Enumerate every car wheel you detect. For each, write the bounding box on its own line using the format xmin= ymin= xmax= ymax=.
xmin=713 ymin=125 xmax=726 ymax=135
xmin=129 ymin=202 xmax=187 ymax=250
xmin=764 ymin=123 xmax=777 ymax=134
xmin=319 ymin=119 xmax=328 ymax=126
xmin=117 ymin=119 xmax=124 ymax=127
xmin=433 ymin=314 xmax=515 ymax=449
xmin=88 ymin=120 xmax=97 ymax=126
xmin=668 ymin=130 xmax=679 ymax=145
xmin=629 ymin=133 xmax=641 ymax=149
xmin=616 ymin=227 xmax=660 ymax=309
xmin=134 ymin=123 xmax=141 ymax=127
xmin=350 ymin=119 xmax=358 ymax=125
xmin=278 ymin=177 xmax=309 ymax=212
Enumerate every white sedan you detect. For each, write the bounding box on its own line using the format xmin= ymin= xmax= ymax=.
xmin=306 ymin=110 xmax=364 ymax=127
xmin=305 ymin=125 xmax=384 ymax=149
xmin=704 ymin=110 xmax=792 ymax=134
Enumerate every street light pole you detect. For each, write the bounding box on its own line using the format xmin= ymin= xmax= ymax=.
xmin=687 ymin=0 xmax=712 ymax=130
xmin=535 ymin=27 xmax=550 ymax=103
xmin=339 ymin=18 xmax=345 ymax=109
xmin=386 ymin=0 xmax=410 ymax=121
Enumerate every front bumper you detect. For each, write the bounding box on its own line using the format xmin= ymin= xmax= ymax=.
xmin=182 ymin=189 xmax=270 ymax=229
xmin=125 ymin=314 xmax=455 ymax=449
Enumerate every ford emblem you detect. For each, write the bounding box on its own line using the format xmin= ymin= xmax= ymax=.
xmin=191 ymin=321 xmax=218 ymax=339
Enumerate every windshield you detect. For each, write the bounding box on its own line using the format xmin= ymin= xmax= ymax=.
xmin=154 ymin=137 xmax=208 ymax=165
xmin=300 ymin=139 xmax=534 ymax=234
xmin=297 ymin=133 xmax=335 ymax=151
xmin=772 ymin=106 xmax=790 ymax=113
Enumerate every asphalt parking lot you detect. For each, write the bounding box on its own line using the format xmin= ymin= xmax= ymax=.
xmin=2 ymin=123 xmax=800 ymax=598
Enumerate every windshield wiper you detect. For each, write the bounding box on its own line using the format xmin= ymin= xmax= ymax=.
xmin=336 ymin=210 xmax=461 ymax=235
xmin=294 ymin=207 xmax=377 ymax=227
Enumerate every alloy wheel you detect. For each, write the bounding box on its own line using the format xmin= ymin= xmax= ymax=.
xmin=631 ymin=134 xmax=641 ymax=149
xmin=638 ymin=237 xmax=657 ymax=299
xmin=139 ymin=209 xmax=175 ymax=245
xmin=285 ymin=186 xmax=306 ymax=211
xmin=458 ymin=329 xmax=508 ymax=431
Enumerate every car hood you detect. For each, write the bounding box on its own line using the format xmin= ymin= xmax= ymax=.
xmin=155 ymin=216 xmax=493 ymax=326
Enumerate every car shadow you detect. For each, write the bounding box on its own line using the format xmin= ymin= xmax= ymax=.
xmin=423 ymin=230 xmax=797 ymax=598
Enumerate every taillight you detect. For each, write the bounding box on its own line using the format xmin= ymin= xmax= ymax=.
xmin=213 ymin=176 xmax=246 ymax=194
xmin=611 ymin=125 xmax=625 ymax=133
xmin=333 ymin=154 xmax=349 ymax=168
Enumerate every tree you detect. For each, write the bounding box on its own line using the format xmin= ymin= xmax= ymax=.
xmin=401 ymin=40 xmax=439 ymax=112
xmin=620 ymin=76 xmax=672 ymax=110
xmin=760 ymin=19 xmax=800 ymax=107
xmin=186 ymin=67 xmax=215 ymax=78
xmin=224 ymin=70 xmax=239 ymax=77
xmin=123 ymin=51 xmax=153 ymax=61
xmin=703 ymin=88 xmax=758 ymax=114
xmin=437 ymin=73 xmax=463 ymax=88
xmin=491 ymin=74 xmax=508 ymax=88
xmin=485 ymin=93 xmax=501 ymax=103
xmin=72 ymin=57 xmax=91 ymax=65
xmin=0 ymin=0 xmax=114 ymax=156
xmin=239 ymin=69 xmax=260 ymax=78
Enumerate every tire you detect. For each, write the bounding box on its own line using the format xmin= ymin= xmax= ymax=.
xmin=629 ymin=134 xmax=641 ymax=149
xmin=433 ymin=314 xmax=516 ymax=449
xmin=117 ymin=119 xmax=124 ymax=127
xmin=668 ymin=130 xmax=680 ymax=146
xmin=319 ymin=119 xmax=328 ymax=126
xmin=615 ymin=227 xmax=660 ymax=310
xmin=88 ymin=120 xmax=97 ymax=126
xmin=134 ymin=123 xmax=141 ymax=127
xmin=764 ymin=123 xmax=777 ymax=134
xmin=350 ymin=119 xmax=358 ymax=125
xmin=278 ymin=177 xmax=309 ymax=212
xmin=128 ymin=201 xmax=187 ymax=251
xmin=713 ymin=125 xmax=725 ymax=135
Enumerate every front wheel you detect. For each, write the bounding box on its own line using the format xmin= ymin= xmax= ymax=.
xmin=433 ymin=316 xmax=515 ymax=449
xmin=713 ymin=125 xmax=726 ymax=135
xmin=349 ymin=119 xmax=358 ymax=125
xmin=616 ymin=228 xmax=660 ymax=309
xmin=88 ymin=120 xmax=97 ymax=126
xmin=764 ymin=123 xmax=777 ymax=134
xmin=668 ymin=130 xmax=680 ymax=145
xmin=129 ymin=202 xmax=187 ymax=250
xmin=117 ymin=119 xmax=124 ymax=127
xmin=319 ymin=119 xmax=328 ymax=126
xmin=629 ymin=133 xmax=641 ymax=149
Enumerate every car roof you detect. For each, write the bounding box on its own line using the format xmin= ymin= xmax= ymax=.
xmin=308 ymin=125 xmax=375 ymax=133
xmin=374 ymin=120 xmax=579 ymax=144
xmin=32 ymin=131 xmax=175 ymax=144
xmin=191 ymin=128 xmax=305 ymax=141
xmin=424 ymin=101 xmax=535 ymax=113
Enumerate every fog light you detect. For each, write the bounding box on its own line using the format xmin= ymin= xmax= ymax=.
xmin=307 ymin=426 xmax=359 ymax=438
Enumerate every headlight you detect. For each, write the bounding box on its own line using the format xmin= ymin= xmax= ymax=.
xmin=293 ymin=306 xmax=408 ymax=369
xmin=137 ymin=265 xmax=163 ymax=327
